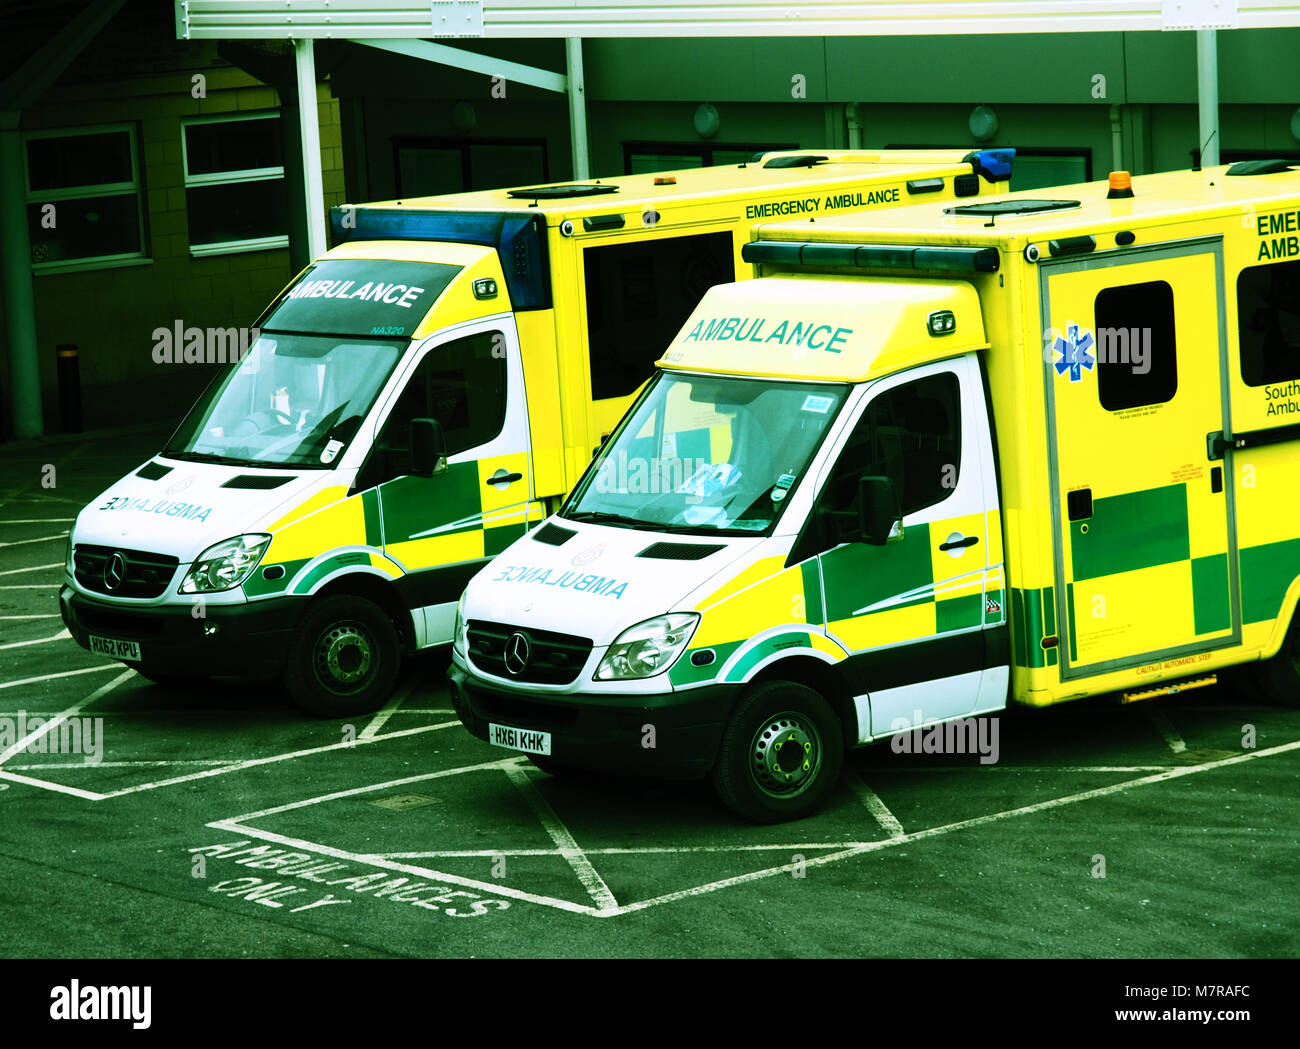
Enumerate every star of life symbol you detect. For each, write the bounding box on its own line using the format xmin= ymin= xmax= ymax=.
xmin=1053 ymin=324 xmax=1096 ymax=383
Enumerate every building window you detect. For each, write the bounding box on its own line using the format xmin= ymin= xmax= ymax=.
xmin=182 ymin=113 xmax=288 ymax=255
xmin=584 ymin=231 xmax=735 ymax=400
xmin=622 ymin=142 xmax=798 ymax=174
xmin=1094 ymin=280 xmax=1179 ymax=412
xmin=392 ymin=138 xmax=548 ymax=196
xmin=24 ymin=124 xmax=146 ymax=272
xmin=1237 ymin=259 xmax=1300 ymax=388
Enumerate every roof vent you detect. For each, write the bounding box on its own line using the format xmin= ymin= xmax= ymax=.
xmin=1225 ymin=159 xmax=1297 ymax=176
xmin=505 ymin=183 xmax=619 ymax=200
xmin=944 ymin=199 xmax=1081 ymax=217
xmin=763 ymin=154 xmax=829 ymax=169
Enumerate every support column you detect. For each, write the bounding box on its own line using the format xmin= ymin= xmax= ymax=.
xmin=1196 ymin=29 xmax=1220 ymax=168
xmin=565 ymin=38 xmax=589 ymax=181
xmin=1 ymin=111 xmax=43 ymax=438
xmin=294 ymin=39 xmax=327 ymax=260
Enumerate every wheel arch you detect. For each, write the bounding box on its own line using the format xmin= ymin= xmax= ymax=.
xmin=312 ymin=572 xmax=418 ymax=653
xmin=746 ymin=655 xmax=858 ymax=746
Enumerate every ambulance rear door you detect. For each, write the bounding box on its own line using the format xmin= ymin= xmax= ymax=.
xmin=1039 ymin=237 xmax=1241 ymax=679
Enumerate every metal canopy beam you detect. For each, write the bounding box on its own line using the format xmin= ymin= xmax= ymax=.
xmin=356 ymin=38 xmax=567 ymax=92
xmin=175 ymin=1 xmax=1298 ymax=39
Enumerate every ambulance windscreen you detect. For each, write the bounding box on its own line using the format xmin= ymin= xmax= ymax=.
xmin=162 ymin=333 xmax=404 ymax=470
xmin=563 ymin=372 xmax=847 ymax=536
xmin=259 ymin=258 xmax=461 ymax=339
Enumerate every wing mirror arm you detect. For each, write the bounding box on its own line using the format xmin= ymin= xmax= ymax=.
xmin=857 ymin=475 xmax=904 ymax=545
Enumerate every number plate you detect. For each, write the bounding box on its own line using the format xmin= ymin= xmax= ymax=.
xmin=488 ymin=723 xmax=551 ymax=756
xmin=88 ymin=635 xmax=141 ymax=661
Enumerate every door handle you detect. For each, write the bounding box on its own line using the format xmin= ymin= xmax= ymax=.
xmin=485 ymin=470 xmax=523 ymax=486
xmin=938 ymin=535 xmax=979 ymax=552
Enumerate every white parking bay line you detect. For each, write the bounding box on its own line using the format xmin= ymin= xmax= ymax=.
xmin=0 ymin=519 xmax=75 ymax=525
xmin=505 ymin=764 xmax=619 ymax=912
xmin=0 ymin=562 xmax=62 ymax=576
xmin=846 ymin=770 xmax=906 ymax=839
xmin=0 ymin=668 xmax=133 ymax=765
xmin=357 ymin=681 xmax=413 ymax=740
xmin=0 ymin=629 xmax=71 ymax=650
xmin=0 ymin=769 xmax=107 ymax=801
xmin=609 ymin=737 xmax=1300 ymax=918
xmin=0 ymin=615 xmax=61 ymax=621
xmin=0 ymin=534 xmax=68 ymax=548
xmin=96 ymin=721 xmax=462 ymax=798
xmin=0 ymin=666 xmax=121 ymax=691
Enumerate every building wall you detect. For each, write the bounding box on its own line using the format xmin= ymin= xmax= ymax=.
xmin=1 ymin=14 xmax=346 ymax=433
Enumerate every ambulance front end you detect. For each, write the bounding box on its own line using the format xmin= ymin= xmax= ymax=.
xmin=62 ymin=238 xmax=518 ymax=710
xmin=450 ymin=272 xmax=1004 ymax=820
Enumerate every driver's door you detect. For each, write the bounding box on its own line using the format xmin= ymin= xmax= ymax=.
xmin=365 ymin=319 xmax=537 ymax=643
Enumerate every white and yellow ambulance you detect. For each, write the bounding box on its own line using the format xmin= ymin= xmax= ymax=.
xmin=449 ymin=160 xmax=1300 ymax=821
xmin=60 ymin=149 xmax=1014 ymax=715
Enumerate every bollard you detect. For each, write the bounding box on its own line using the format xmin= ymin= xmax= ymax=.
xmin=55 ymin=344 xmax=83 ymax=434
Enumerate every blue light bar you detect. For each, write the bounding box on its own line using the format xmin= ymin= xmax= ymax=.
xmin=329 ymin=207 xmax=551 ymax=310
xmin=964 ymin=148 xmax=1016 ymax=183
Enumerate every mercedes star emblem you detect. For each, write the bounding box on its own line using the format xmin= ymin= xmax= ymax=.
xmin=504 ymin=631 xmax=531 ymax=675
xmin=103 ymin=551 xmax=127 ymax=591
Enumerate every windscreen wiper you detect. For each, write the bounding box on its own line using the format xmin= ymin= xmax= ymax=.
xmin=563 ymin=510 xmax=647 ymax=529
xmin=161 ymin=451 xmax=261 ymax=467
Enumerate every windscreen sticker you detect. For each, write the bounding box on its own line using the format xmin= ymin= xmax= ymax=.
xmin=320 ymin=439 xmax=344 ymax=465
xmin=262 ymin=259 xmax=462 ymax=339
xmin=801 ymin=394 xmax=835 ymax=414
xmin=771 ymin=473 xmax=796 ymax=503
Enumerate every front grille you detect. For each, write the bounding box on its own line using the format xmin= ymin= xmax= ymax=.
xmin=466 ymin=620 xmax=593 ymax=685
xmin=221 ymin=474 xmax=293 ymax=490
xmin=73 ymin=604 xmax=169 ymax=638
xmin=531 ymin=522 xmax=575 ymax=546
xmin=74 ymin=545 xmax=179 ymax=599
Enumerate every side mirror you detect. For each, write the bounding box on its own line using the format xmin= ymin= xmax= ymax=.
xmin=858 ymin=475 xmax=903 ymax=545
xmin=410 ymin=417 xmax=447 ymax=477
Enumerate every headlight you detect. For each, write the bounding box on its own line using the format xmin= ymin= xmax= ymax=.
xmin=595 ymin=613 xmax=699 ymax=680
xmin=179 ymin=534 xmax=271 ymax=593
xmin=453 ymin=592 xmax=468 ymax=656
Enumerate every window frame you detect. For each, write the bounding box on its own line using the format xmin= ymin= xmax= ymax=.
xmin=181 ymin=110 xmax=288 ymax=257
xmin=390 ymin=135 xmax=551 ymax=196
xmin=23 ymin=122 xmax=148 ymax=275
xmin=1235 ymin=258 xmax=1300 ymax=389
xmin=621 ymin=141 xmax=799 ymax=174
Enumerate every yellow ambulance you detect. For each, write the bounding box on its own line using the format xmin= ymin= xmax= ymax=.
xmin=449 ymin=160 xmax=1300 ymax=821
xmin=60 ymin=149 xmax=1014 ymax=715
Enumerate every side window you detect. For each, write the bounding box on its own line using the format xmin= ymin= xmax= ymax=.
xmin=584 ymin=231 xmax=734 ymax=400
xmin=820 ymin=372 xmax=963 ymax=526
xmin=1237 ymin=259 xmax=1300 ymax=387
xmin=372 ymin=330 xmax=507 ymax=482
xmin=1094 ymin=280 xmax=1178 ymax=411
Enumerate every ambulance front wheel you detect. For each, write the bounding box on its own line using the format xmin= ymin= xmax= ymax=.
xmin=711 ymin=680 xmax=844 ymax=823
xmin=1253 ymin=613 xmax=1300 ymax=707
xmin=284 ymin=594 xmax=400 ymax=717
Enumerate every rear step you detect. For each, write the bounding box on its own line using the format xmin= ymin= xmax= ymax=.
xmin=1120 ymin=674 xmax=1217 ymax=704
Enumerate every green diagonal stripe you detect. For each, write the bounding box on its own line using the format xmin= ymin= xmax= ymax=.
xmin=1069 ymin=484 xmax=1190 ymax=582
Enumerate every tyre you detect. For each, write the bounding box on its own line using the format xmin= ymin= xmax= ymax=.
xmin=283 ymin=594 xmax=400 ymax=716
xmin=1251 ymin=615 xmax=1300 ymax=707
xmin=711 ymin=680 xmax=844 ymax=823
